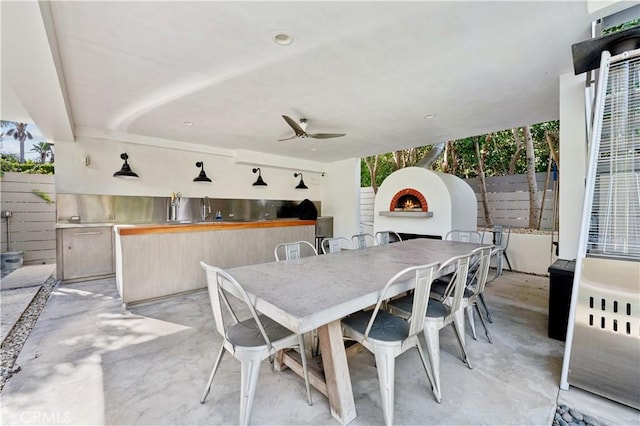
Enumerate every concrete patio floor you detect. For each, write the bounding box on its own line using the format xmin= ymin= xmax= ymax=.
xmin=1 ymin=270 xmax=638 ymax=425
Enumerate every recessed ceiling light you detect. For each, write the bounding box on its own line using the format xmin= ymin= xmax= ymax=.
xmin=274 ymin=33 xmax=293 ymax=46
xmin=424 ymin=114 xmax=436 ymax=119
xmin=184 ymin=121 xmax=194 ymax=126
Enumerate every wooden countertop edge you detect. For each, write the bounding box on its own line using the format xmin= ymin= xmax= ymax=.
xmin=116 ymin=220 xmax=317 ymax=236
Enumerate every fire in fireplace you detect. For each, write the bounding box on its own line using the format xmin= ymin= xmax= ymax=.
xmin=389 ymin=188 xmax=428 ymax=212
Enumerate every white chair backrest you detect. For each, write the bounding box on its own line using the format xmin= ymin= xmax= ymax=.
xmin=445 ymin=230 xmax=482 ymax=244
xmin=435 ymin=253 xmax=472 ymax=319
xmin=352 ymin=233 xmax=376 ymax=249
xmin=375 ymin=230 xmax=402 ymax=245
xmin=363 ymin=262 xmax=440 ymax=340
xmin=492 ymin=225 xmax=510 ymax=249
xmin=200 ymin=262 xmax=273 ymax=350
xmin=274 ymin=240 xmax=318 ymax=261
xmin=467 ymin=246 xmax=494 ymax=297
xmin=321 ymin=237 xmax=354 ymax=254
xmin=482 ymin=225 xmax=511 ymax=249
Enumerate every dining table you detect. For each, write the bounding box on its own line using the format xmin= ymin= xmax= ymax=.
xmin=225 ymin=238 xmax=488 ymax=425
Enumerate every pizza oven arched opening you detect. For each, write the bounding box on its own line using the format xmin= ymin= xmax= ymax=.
xmin=389 ymin=188 xmax=428 ymax=212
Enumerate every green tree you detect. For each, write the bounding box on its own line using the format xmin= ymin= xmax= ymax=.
xmin=30 ymin=141 xmax=52 ymax=163
xmin=1 ymin=121 xmax=33 ymax=163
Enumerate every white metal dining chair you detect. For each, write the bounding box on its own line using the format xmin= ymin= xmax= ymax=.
xmin=375 ymin=230 xmax=402 ymax=245
xmin=483 ymin=225 xmax=512 ymax=277
xmin=199 ymin=262 xmax=312 ymax=425
xmin=351 ymin=233 xmax=377 ymax=249
xmin=274 ymin=240 xmax=320 ymax=355
xmin=274 ymin=240 xmax=318 ymax=261
xmin=321 ymin=236 xmax=354 ymax=254
xmin=430 ymin=246 xmax=494 ymax=343
xmin=342 ymin=262 xmax=440 ymax=425
xmin=388 ymin=252 xmax=473 ymax=403
xmin=445 ymin=230 xmax=482 ymax=243
xmin=481 ymin=224 xmax=511 ymax=322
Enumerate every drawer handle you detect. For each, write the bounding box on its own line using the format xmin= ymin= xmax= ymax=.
xmin=73 ymin=231 xmax=102 ymax=236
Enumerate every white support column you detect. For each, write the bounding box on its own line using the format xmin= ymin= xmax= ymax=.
xmin=558 ymin=72 xmax=588 ymax=261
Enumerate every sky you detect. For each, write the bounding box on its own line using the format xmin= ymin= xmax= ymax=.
xmin=0 ymin=122 xmax=46 ymax=161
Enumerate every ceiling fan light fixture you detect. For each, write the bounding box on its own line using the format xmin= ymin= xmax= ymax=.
xmin=113 ymin=153 xmax=139 ymax=179
xmin=274 ymin=33 xmax=293 ymax=46
xmin=294 ymin=172 xmax=308 ymax=189
xmin=194 ymin=161 xmax=212 ymax=182
xmin=252 ymin=167 xmax=268 ymax=186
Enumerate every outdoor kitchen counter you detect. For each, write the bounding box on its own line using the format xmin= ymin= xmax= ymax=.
xmin=115 ymin=218 xmax=315 ymax=236
xmin=113 ymin=219 xmax=316 ymax=306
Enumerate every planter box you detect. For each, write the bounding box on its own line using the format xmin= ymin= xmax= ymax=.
xmin=482 ymin=231 xmax=557 ymax=275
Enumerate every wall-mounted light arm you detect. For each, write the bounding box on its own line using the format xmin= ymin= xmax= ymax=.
xmin=194 ymin=161 xmax=212 ymax=182
xmin=252 ymin=168 xmax=267 ymax=186
xmin=294 ymin=172 xmax=308 ymax=189
xmin=113 ymin=153 xmax=139 ymax=179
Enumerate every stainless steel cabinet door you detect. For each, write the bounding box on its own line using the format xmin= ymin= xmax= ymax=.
xmin=62 ymin=227 xmax=114 ymax=280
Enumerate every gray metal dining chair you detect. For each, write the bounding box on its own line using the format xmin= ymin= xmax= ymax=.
xmin=199 ymin=262 xmax=312 ymax=425
xmin=351 ymin=233 xmax=377 ymax=249
xmin=480 ymin=224 xmax=512 ymax=323
xmin=342 ymin=262 xmax=440 ymax=425
xmin=445 ymin=229 xmax=482 ymax=243
xmin=274 ymin=240 xmax=318 ymax=261
xmin=430 ymin=246 xmax=495 ymax=343
xmin=321 ymin=236 xmax=354 ymax=254
xmin=388 ymin=252 xmax=473 ymax=403
xmin=375 ymin=230 xmax=402 ymax=245
xmin=274 ymin=240 xmax=320 ymax=355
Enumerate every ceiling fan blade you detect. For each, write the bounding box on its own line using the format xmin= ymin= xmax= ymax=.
xmin=308 ymin=133 xmax=346 ymax=139
xmin=277 ymin=135 xmax=298 ymax=141
xmin=282 ymin=115 xmax=306 ymax=137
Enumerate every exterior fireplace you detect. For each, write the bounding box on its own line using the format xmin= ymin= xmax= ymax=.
xmin=390 ymin=188 xmax=428 ymax=212
xmin=374 ymin=167 xmax=477 ymax=239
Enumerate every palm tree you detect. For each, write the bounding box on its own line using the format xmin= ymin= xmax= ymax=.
xmin=1 ymin=121 xmax=33 ymax=163
xmin=30 ymin=142 xmax=51 ymax=163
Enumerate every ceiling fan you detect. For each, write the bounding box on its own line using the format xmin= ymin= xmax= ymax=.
xmin=278 ymin=115 xmax=346 ymax=141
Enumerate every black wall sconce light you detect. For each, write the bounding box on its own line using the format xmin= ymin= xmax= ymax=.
xmin=113 ymin=153 xmax=139 ymax=179
xmin=252 ymin=168 xmax=267 ymax=186
xmin=294 ymin=172 xmax=308 ymax=189
xmin=193 ymin=161 xmax=212 ymax=182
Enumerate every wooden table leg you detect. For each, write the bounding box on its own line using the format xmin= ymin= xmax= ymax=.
xmin=317 ymin=320 xmax=356 ymax=425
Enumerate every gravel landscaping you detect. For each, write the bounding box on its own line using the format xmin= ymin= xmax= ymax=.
xmin=0 ymin=270 xmax=58 ymax=392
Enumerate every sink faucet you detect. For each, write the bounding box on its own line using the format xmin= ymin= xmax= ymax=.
xmin=170 ymin=192 xmax=181 ymax=221
xmin=201 ymin=196 xmax=211 ymax=221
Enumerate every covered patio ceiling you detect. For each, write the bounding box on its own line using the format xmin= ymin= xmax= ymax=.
xmin=1 ymin=1 xmax=634 ymax=162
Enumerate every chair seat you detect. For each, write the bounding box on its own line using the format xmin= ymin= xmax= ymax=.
xmin=430 ymin=280 xmax=473 ymax=299
xmin=343 ymin=310 xmax=410 ymax=342
xmin=227 ymin=315 xmax=294 ymax=348
xmin=425 ymin=299 xmax=450 ymax=318
xmin=388 ymin=294 xmax=452 ymax=319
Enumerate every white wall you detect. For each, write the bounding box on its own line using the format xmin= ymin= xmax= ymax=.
xmin=55 ymin=136 xmax=359 ymax=230
xmin=558 ymin=72 xmax=588 ymax=260
xmin=321 ymin=158 xmax=361 ymax=239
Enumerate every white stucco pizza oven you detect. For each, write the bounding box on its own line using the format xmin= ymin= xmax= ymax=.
xmin=373 ymin=167 xmax=477 ymax=239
